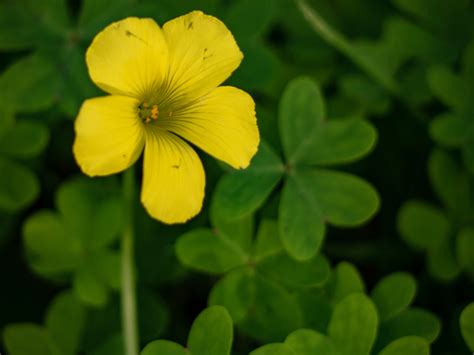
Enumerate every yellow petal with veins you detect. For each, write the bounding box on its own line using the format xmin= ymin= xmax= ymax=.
xmin=141 ymin=128 xmax=205 ymax=224
xmin=73 ymin=95 xmax=145 ymax=176
xmin=160 ymin=86 xmax=259 ymax=169
xmin=86 ymin=17 xmax=169 ymax=98
xmin=159 ymin=11 xmax=243 ymax=109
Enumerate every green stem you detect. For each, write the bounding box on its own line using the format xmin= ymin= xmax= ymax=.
xmin=295 ymin=0 xmax=398 ymax=94
xmin=121 ymin=168 xmax=139 ymax=355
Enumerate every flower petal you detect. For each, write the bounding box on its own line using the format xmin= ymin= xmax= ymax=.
xmin=141 ymin=128 xmax=205 ymax=224
xmin=160 ymin=86 xmax=259 ymax=169
xmin=86 ymin=17 xmax=169 ymax=97
xmin=73 ymin=95 xmax=145 ymax=176
xmin=160 ymin=11 xmax=243 ymax=108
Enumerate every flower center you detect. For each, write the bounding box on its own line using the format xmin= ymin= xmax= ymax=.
xmin=138 ymin=102 xmax=159 ymax=124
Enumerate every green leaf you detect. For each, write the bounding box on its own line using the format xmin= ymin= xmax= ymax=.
xmin=73 ymin=263 xmax=109 ymax=307
xmin=0 ymin=53 xmax=59 ymax=113
xmin=427 ymin=237 xmax=461 ymax=281
xmin=278 ymin=77 xmax=325 ymax=165
xmin=257 ymin=253 xmax=330 ymax=288
xmin=78 ymin=0 xmax=135 ymax=40
xmin=23 ymin=210 xmax=81 ymax=275
xmin=428 ymin=149 xmax=472 ymax=219
xmin=176 ymin=228 xmax=248 ymax=274
xmin=379 ymin=336 xmax=429 ymax=355
xmin=141 ymin=340 xmax=186 ymax=355
xmin=378 ymin=308 xmax=441 ymax=345
xmin=397 ymin=201 xmax=449 ymax=251
xmin=326 ymin=262 xmax=366 ymax=303
xmin=253 ymin=219 xmax=283 ymax=262
xmin=250 ymin=344 xmax=296 ymax=355
xmin=460 ymin=303 xmax=474 ymax=352
xmin=429 ymin=113 xmax=470 ymax=147
xmin=279 ymin=174 xmax=325 ymax=260
xmin=301 ymin=118 xmax=377 ymax=166
xmin=297 ymin=292 xmax=332 ymax=332
xmin=285 ymin=329 xmax=339 ymax=355
xmin=138 ymin=290 xmax=169 ymax=343
xmin=225 ymin=0 xmax=277 ymax=43
xmin=302 ymin=169 xmax=380 ymax=226
xmin=0 ymin=120 xmax=49 ymax=159
xmin=456 ymin=228 xmax=474 ymax=276
xmin=210 ymin=203 xmax=254 ymax=254
xmin=371 ymin=273 xmax=417 ymax=321
xmin=328 ymin=293 xmax=378 ymax=355
xmin=45 ymin=292 xmax=86 ymax=355
xmin=213 ymin=141 xmax=284 ymax=219
xmin=209 ymin=268 xmax=254 ymax=323
xmin=0 ymin=158 xmax=39 ymax=212
xmin=210 ymin=269 xmax=303 ymax=342
xmin=3 ymin=323 xmax=57 ymax=355
xmin=427 ymin=66 xmax=467 ymax=111
xmin=187 ymin=306 xmax=233 ymax=355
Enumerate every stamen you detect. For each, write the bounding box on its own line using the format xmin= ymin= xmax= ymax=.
xmin=138 ymin=102 xmax=159 ymax=124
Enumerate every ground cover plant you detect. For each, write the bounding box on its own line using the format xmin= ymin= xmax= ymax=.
xmin=0 ymin=0 xmax=473 ymax=354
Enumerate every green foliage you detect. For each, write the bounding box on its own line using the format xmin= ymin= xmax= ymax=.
xmin=23 ymin=177 xmax=123 ymax=306
xmin=214 ymin=77 xmax=379 ymax=261
xmin=142 ymin=306 xmax=232 ymax=355
xmin=1 ymin=0 xmax=473 ymax=354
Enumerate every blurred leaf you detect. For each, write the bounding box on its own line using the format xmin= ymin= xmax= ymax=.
xmin=176 ymin=228 xmax=248 ymax=274
xmin=278 ymin=76 xmax=325 ymax=165
xmin=429 ymin=113 xmax=469 ymax=147
xmin=188 ymin=306 xmax=233 ymax=355
xmin=427 ymin=237 xmax=461 ymax=281
xmin=460 ymin=303 xmax=474 ymax=352
xmin=0 ymin=157 xmax=39 ymax=212
xmin=285 ymin=329 xmax=339 ymax=355
xmin=297 ymin=291 xmax=332 ymax=332
xmin=23 ymin=210 xmax=81 ymax=274
xmin=428 ymin=149 xmax=472 ymax=219
xmin=379 ymin=336 xmax=429 ymax=355
xmin=378 ymin=308 xmax=441 ymax=346
xmin=427 ymin=66 xmax=467 ymax=112
xmin=252 ymin=219 xmax=283 ymax=262
xmin=78 ymin=0 xmax=136 ymax=41
xmin=3 ymin=324 xmax=56 ymax=355
xmin=141 ymin=340 xmax=186 ymax=355
xmin=250 ymin=343 xmax=296 ymax=355
xmin=91 ymin=334 xmax=123 ymax=355
xmin=328 ymin=293 xmax=378 ymax=355
xmin=0 ymin=120 xmax=49 ymax=159
xmin=0 ymin=0 xmax=69 ymax=50
xmin=224 ymin=0 xmax=276 ymax=43
xmin=74 ymin=263 xmax=109 ymax=307
xmin=138 ymin=290 xmax=169 ymax=343
xmin=370 ymin=273 xmax=417 ymax=321
xmin=326 ymin=262 xmax=366 ymax=303
xmin=213 ymin=141 xmax=284 ymax=219
xmin=45 ymin=292 xmax=86 ymax=355
xmin=0 ymin=53 xmax=60 ymax=113
xmin=456 ymin=228 xmax=474 ymax=277
xmin=397 ymin=201 xmax=449 ymax=251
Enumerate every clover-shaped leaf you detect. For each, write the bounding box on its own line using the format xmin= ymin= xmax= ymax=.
xmin=285 ymin=329 xmax=338 ymax=355
xmin=23 ymin=177 xmax=123 ymax=306
xmin=177 ymin=219 xmax=328 ymax=342
xmin=141 ymin=306 xmax=233 ymax=355
xmin=3 ymin=291 xmax=86 ymax=355
xmin=214 ymin=77 xmax=379 ymax=260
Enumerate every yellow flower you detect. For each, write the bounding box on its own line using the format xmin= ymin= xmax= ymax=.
xmin=73 ymin=12 xmax=259 ymax=224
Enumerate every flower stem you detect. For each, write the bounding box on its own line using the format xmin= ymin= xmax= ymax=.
xmin=121 ymin=167 xmax=139 ymax=355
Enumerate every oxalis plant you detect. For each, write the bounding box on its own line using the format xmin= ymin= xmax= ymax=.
xmin=0 ymin=1 xmax=473 ymax=355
